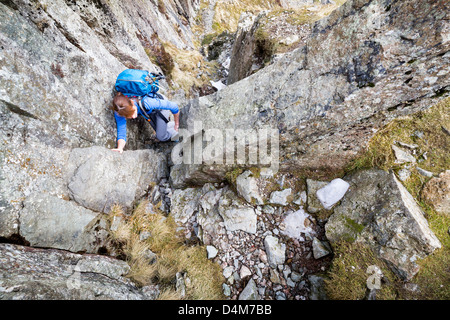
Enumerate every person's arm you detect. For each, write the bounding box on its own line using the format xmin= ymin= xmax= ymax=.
xmin=112 ymin=139 xmax=126 ymax=153
xmin=173 ymin=111 xmax=179 ymax=131
xmin=113 ymin=112 xmax=127 ymax=153
xmin=144 ymin=97 xmax=179 ymax=130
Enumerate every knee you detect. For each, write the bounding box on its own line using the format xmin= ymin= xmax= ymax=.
xmin=156 ymin=130 xmax=169 ymax=142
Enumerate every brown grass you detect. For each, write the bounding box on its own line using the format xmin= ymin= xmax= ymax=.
xmin=108 ymin=200 xmax=225 ymax=299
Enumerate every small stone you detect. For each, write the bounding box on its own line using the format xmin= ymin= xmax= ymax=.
xmin=223 ymin=284 xmax=231 ymax=296
xmin=291 ymin=271 xmax=302 ymax=282
xmin=398 ymin=168 xmax=411 ymax=181
xmin=416 ymin=167 xmax=434 ymax=178
xmin=223 ymin=266 xmax=234 ymax=279
xmin=287 ymin=278 xmax=296 ymax=287
xmin=275 ymin=291 xmax=286 ymax=300
xmin=239 ymin=279 xmax=260 ymax=300
xmin=269 ymin=188 xmax=292 ymax=206
xmin=392 ymin=145 xmax=416 ymax=164
xmin=240 ymin=265 xmax=252 ymax=279
xmin=206 ymin=245 xmax=218 ymax=259
xmin=395 ymin=140 xmax=419 ymax=149
xmin=269 ymin=268 xmax=281 ymax=284
xmin=316 ymin=178 xmax=350 ymax=210
xmin=264 ymin=235 xmax=286 ymax=268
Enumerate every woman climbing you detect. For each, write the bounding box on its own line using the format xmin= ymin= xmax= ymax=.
xmin=111 ymin=92 xmax=180 ymax=153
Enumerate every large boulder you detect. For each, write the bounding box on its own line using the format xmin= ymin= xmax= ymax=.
xmin=19 ymin=193 xmax=109 ymax=254
xmin=0 ymin=243 xmax=159 ymax=300
xmin=325 ymin=169 xmax=442 ymax=280
xmin=66 ymin=146 xmax=168 ymax=213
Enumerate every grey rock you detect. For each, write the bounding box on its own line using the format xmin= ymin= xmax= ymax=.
xmin=0 ymin=0 xmax=196 ymax=236
xmin=308 ymin=275 xmax=328 ymax=300
xmin=416 ymin=167 xmax=434 ymax=178
xmin=0 ymin=243 xmax=157 ymax=300
xmin=325 ymin=169 xmax=441 ymax=280
xmin=312 ymin=237 xmax=332 ymax=259
xmin=223 ymin=266 xmax=234 ymax=279
xmin=170 ymin=187 xmax=203 ymax=224
xmin=223 ymin=284 xmax=231 ymax=296
xmin=236 ymin=170 xmax=264 ymax=205
xmin=66 ymin=146 xmax=167 ymax=213
xmin=392 ymin=145 xmax=416 ymax=164
xmin=240 ymin=265 xmax=252 ymax=280
xmin=176 ymin=272 xmax=187 ymax=298
xmin=290 ymin=271 xmax=302 ymax=282
xmin=307 ymin=180 xmax=329 ymax=213
xmin=269 ymin=188 xmax=292 ymax=206
xmin=275 ymin=291 xmax=286 ymax=300
xmin=398 ymin=168 xmax=411 ymax=181
xmin=316 ymin=178 xmax=350 ymax=210
xmin=166 ymin=0 xmax=450 ymax=187
xmin=218 ymin=189 xmax=257 ymax=234
xmin=264 ymin=235 xmax=286 ymax=268
xmin=395 ymin=141 xmax=419 ymax=150
xmin=19 ymin=193 xmax=109 ymax=254
xmin=238 ymin=279 xmax=260 ymax=300
xmin=143 ymin=249 xmax=157 ymax=265
xmin=196 ymin=186 xmax=226 ymax=244
xmin=206 ymin=245 xmax=218 ymax=259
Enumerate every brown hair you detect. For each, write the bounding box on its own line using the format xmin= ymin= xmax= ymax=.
xmin=111 ymin=93 xmax=135 ymax=118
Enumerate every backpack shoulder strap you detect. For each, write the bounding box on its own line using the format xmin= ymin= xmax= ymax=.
xmin=134 ymin=97 xmax=151 ymax=120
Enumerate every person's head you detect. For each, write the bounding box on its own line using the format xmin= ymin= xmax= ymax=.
xmin=112 ymin=93 xmax=137 ymax=119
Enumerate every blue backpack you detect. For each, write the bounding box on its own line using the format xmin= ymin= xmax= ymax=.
xmin=115 ymin=69 xmax=163 ymax=98
xmin=114 ymin=69 xmax=168 ymax=126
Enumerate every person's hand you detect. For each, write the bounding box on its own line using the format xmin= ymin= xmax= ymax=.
xmin=112 ymin=139 xmax=126 ymax=154
xmin=174 ymin=122 xmax=179 ymax=131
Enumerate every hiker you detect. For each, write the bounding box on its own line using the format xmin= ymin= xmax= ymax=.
xmin=111 ymin=92 xmax=180 ymax=153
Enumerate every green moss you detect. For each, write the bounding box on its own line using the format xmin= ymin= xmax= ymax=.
xmin=224 ymin=167 xmax=244 ymax=185
xmin=344 ymin=217 xmax=365 ymax=237
xmin=201 ymin=33 xmax=218 ymax=46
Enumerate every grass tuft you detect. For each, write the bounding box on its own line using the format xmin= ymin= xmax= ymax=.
xmin=107 ymin=200 xmax=225 ymax=299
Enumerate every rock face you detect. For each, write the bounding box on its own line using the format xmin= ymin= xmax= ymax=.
xmin=66 ymin=146 xmax=168 ymax=213
xmin=0 ymin=0 xmax=198 ymax=239
xmin=172 ymin=0 xmax=449 ymax=187
xmin=0 ymin=243 xmax=159 ymax=300
xmin=325 ymin=169 xmax=442 ymax=280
